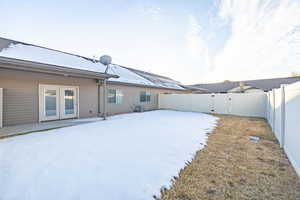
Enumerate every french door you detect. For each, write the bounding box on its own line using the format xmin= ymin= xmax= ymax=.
xmin=39 ymin=85 xmax=78 ymax=121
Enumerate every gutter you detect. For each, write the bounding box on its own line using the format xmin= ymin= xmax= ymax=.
xmin=107 ymin=80 xmax=186 ymax=91
xmin=0 ymin=56 xmax=119 ymax=80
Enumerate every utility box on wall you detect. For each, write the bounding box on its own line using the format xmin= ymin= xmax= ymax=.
xmin=0 ymin=88 xmax=3 ymax=128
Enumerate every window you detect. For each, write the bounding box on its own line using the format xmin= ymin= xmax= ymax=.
xmin=140 ymin=91 xmax=151 ymax=102
xmin=108 ymin=89 xmax=123 ymax=104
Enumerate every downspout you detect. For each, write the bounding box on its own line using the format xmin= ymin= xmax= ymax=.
xmin=102 ymin=64 xmax=110 ymax=120
xmin=103 ymin=78 xmax=107 ymax=120
xmin=97 ymin=78 xmax=108 ymax=120
xmin=98 ymin=82 xmax=101 ymax=115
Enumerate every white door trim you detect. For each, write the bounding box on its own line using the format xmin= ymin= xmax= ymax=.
xmin=39 ymin=84 xmax=79 ymax=122
xmin=39 ymin=85 xmax=60 ymax=122
xmin=60 ymin=86 xmax=78 ymax=119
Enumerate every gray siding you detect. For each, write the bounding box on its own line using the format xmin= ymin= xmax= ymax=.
xmin=99 ymin=84 xmax=183 ymax=116
xmin=3 ymin=88 xmax=38 ymax=125
xmin=0 ymin=68 xmax=99 ymax=126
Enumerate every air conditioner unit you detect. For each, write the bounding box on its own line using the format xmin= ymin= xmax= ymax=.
xmin=134 ymin=105 xmax=144 ymax=112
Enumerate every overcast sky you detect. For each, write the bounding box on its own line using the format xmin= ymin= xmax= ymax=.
xmin=0 ymin=0 xmax=299 ymax=84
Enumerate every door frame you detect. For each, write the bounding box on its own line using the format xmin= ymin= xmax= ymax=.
xmin=60 ymin=86 xmax=78 ymax=120
xmin=39 ymin=84 xmax=79 ymax=122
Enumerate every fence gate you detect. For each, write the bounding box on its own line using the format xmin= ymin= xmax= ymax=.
xmin=210 ymin=94 xmax=231 ymax=114
xmin=206 ymin=94 xmax=233 ymax=115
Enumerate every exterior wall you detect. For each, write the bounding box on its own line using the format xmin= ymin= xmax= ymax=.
xmin=0 ymin=68 xmax=99 ymax=126
xmin=99 ymin=83 xmax=185 ymax=116
xmin=228 ymin=88 xmax=264 ymax=93
xmin=0 ymin=68 xmax=186 ymax=126
xmin=245 ymin=88 xmax=264 ymax=93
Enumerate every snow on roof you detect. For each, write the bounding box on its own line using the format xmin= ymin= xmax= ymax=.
xmin=106 ymin=65 xmax=156 ymax=86
xmin=0 ymin=39 xmax=184 ymax=90
xmin=0 ymin=43 xmax=108 ymax=73
xmin=126 ymin=68 xmax=185 ymax=90
xmin=138 ymin=73 xmax=184 ymax=90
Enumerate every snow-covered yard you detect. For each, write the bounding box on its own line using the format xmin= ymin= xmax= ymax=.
xmin=0 ymin=110 xmax=218 ymax=200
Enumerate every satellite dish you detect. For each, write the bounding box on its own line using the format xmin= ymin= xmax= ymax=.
xmin=99 ymin=55 xmax=112 ymax=66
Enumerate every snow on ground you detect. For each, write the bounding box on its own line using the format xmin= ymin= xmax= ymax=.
xmin=0 ymin=110 xmax=218 ymax=200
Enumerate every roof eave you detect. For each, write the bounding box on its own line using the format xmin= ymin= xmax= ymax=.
xmin=0 ymin=56 xmax=119 ymax=79
xmin=107 ymin=80 xmax=186 ymax=91
xmin=180 ymin=85 xmax=209 ymax=91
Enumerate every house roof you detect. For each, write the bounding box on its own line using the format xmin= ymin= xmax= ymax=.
xmin=179 ymin=85 xmax=209 ymax=92
xmin=0 ymin=37 xmax=184 ymax=90
xmin=190 ymin=77 xmax=300 ymax=93
xmin=123 ymin=67 xmax=184 ymax=90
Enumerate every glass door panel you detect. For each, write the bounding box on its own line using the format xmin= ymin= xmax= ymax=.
xmin=45 ymin=89 xmax=57 ymax=116
xmin=40 ymin=86 xmax=59 ymax=121
xmin=60 ymin=88 xmax=77 ymax=119
xmin=64 ymin=90 xmax=75 ymax=115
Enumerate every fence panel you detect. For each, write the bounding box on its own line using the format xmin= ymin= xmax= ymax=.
xmin=0 ymin=88 xmax=2 ymax=128
xmin=159 ymin=93 xmax=267 ymax=118
xmin=274 ymin=88 xmax=282 ymax=143
xmin=229 ymin=93 xmax=266 ymax=117
xmin=268 ymin=90 xmax=275 ymax=130
xmin=266 ymin=92 xmax=272 ymax=124
xmin=158 ymin=94 xmax=212 ymax=113
xmin=283 ymin=81 xmax=300 ymax=177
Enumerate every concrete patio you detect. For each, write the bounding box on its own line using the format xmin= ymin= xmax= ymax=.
xmin=0 ymin=117 xmax=104 ymax=138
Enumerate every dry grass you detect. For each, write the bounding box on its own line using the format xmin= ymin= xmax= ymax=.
xmin=161 ymin=115 xmax=300 ymax=200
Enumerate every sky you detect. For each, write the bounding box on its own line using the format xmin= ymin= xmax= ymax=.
xmin=0 ymin=0 xmax=299 ymax=84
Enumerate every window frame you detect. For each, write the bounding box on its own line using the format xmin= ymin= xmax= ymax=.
xmin=108 ymin=89 xmax=123 ymax=104
xmin=140 ymin=91 xmax=151 ymax=103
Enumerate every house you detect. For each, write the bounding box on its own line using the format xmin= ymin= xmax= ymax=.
xmin=227 ymin=82 xmax=264 ymax=93
xmin=189 ymin=77 xmax=300 ymax=93
xmin=0 ymin=37 xmax=187 ymax=127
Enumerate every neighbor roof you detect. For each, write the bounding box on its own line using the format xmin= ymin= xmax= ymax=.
xmin=190 ymin=77 xmax=300 ymax=93
xmin=0 ymin=37 xmax=184 ymax=90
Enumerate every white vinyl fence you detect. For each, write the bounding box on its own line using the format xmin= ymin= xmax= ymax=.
xmin=266 ymin=81 xmax=300 ymax=177
xmin=159 ymin=93 xmax=267 ymax=118
xmin=0 ymin=88 xmax=2 ymax=128
xmin=160 ymin=87 xmax=300 ymax=177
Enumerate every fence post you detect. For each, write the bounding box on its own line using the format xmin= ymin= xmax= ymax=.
xmin=266 ymin=92 xmax=270 ymax=121
xmin=280 ymin=85 xmax=286 ymax=148
xmin=272 ymin=89 xmax=276 ymax=131
xmin=0 ymin=88 xmax=3 ymax=128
